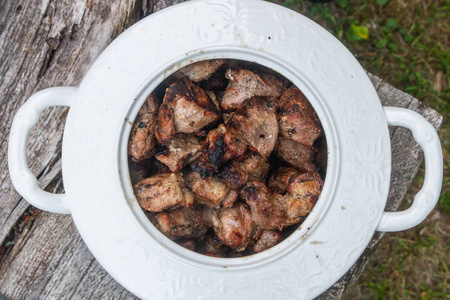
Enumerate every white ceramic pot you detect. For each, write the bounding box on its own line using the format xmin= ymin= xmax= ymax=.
xmin=8 ymin=0 xmax=443 ymax=299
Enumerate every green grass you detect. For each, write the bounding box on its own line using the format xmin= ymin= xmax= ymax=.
xmin=272 ymin=0 xmax=450 ymax=298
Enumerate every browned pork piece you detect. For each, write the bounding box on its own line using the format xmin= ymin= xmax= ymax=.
xmin=276 ymin=137 xmax=316 ymax=173
xmin=134 ymin=173 xmax=194 ymax=212
xmin=185 ymin=170 xmax=234 ymax=208
xmin=219 ymin=152 xmax=269 ymax=189
xmin=253 ymin=230 xmax=283 ymax=253
xmin=204 ymin=124 xmax=248 ymax=165
xmin=218 ymin=161 xmax=249 ymax=190
xmin=129 ymin=94 xmax=160 ymax=161
xmin=267 ymin=167 xmax=299 ymax=194
xmin=226 ymin=97 xmax=279 ymax=157
xmin=155 ymin=77 xmax=220 ymax=144
xmin=237 ymin=152 xmax=270 ymax=182
xmin=174 ymin=59 xmax=225 ymax=82
xmin=151 ymin=208 xmax=207 ymax=239
xmin=241 ymin=182 xmax=287 ymax=230
xmin=221 ymin=69 xmax=284 ymax=110
xmin=155 ymin=134 xmax=202 ymax=172
xmin=280 ymin=172 xmax=323 ymax=224
xmin=191 ymin=124 xmax=248 ymax=178
xmin=278 ymin=87 xmax=321 ymax=146
xmin=212 ymin=202 xmax=253 ymax=252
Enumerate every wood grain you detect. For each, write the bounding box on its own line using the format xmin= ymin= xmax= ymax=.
xmin=0 ymin=0 xmax=443 ymax=299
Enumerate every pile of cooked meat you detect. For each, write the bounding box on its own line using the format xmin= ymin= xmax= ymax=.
xmin=128 ymin=59 xmax=326 ymax=257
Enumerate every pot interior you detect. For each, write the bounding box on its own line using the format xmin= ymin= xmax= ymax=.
xmin=118 ymin=48 xmax=339 ymax=269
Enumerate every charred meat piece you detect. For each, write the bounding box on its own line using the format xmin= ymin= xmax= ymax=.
xmin=191 ymin=124 xmax=248 ymax=178
xmin=212 ymin=202 xmax=253 ymax=252
xmin=134 ymin=173 xmax=194 ymax=212
xmin=204 ymin=124 xmax=248 ymax=166
xmin=278 ymin=87 xmax=321 ymax=146
xmin=190 ymin=155 xmax=218 ymax=180
xmin=280 ymin=172 xmax=323 ymax=224
xmin=155 ymin=77 xmax=220 ymax=143
xmin=221 ymin=69 xmax=284 ymax=110
xmin=185 ymin=170 xmax=232 ymax=208
xmin=253 ymin=230 xmax=283 ymax=253
xmin=218 ymin=160 xmax=249 ymax=190
xmin=276 ymin=137 xmax=316 ymax=172
xmin=129 ymin=94 xmax=160 ymax=161
xmin=219 ymin=152 xmax=269 ymax=189
xmin=155 ymin=134 xmax=202 ymax=172
xmin=151 ymin=208 xmax=207 ymax=239
xmin=241 ymin=182 xmax=287 ymax=230
xmin=268 ymin=167 xmax=299 ymax=194
xmin=174 ymin=59 xmax=225 ymax=82
xmin=226 ymin=97 xmax=279 ymax=157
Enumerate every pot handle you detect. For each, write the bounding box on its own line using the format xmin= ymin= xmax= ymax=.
xmin=377 ymin=106 xmax=443 ymax=232
xmin=8 ymin=87 xmax=77 ymax=214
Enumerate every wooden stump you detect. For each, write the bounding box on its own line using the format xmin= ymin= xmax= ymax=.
xmin=0 ymin=0 xmax=443 ymax=299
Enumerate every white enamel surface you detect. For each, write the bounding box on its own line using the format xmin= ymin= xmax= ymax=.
xmin=377 ymin=107 xmax=443 ymax=232
xmin=8 ymin=87 xmax=75 ymax=214
xmin=61 ymin=0 xmax=393 ymax=299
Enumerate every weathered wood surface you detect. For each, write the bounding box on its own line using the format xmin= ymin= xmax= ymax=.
xmin=0 ymin=0 xmax=443 ymax=299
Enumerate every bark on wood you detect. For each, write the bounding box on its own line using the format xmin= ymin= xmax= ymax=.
xmin=0 ymin=0 xmax=443 ymax=299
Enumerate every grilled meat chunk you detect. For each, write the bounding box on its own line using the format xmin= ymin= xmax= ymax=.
xmin=253 ymin=230 xmax=283 ymax=253
xmin=204 ymin=124 xmax=248 ymax=165
xmin=155 ymin=77 xmax=220 ymax=143
xmin=241 ymin=182 xmax=287 ymax=230
xmin=212 ymin=202 xmax=253 ymax=252
xmin=151 ymin=208 xmax=207 ymax=239
xmin=268 ymin=167 xmax=299 ymax=194
xmin=174 ymin=59 xmax=225 ymax=82
xmin=226 ymin=97 xmax=279 ymax=157
xmin=276 ymin=137 xmax=316 ymax=172
xmin=155 ymin=134 xmax=202 ymax=172
xmin=280 ymin=172 xmax=323 ymax=224
xmin=219 ymin=152 xmax=269 ymax=189
xmin=237 ymin=152 xmax=269 ymax=182
xmin=129 ymin=94 xmax=160 ymax=161
xmin=134 ymin=173 xmax=194 ymax=212
xmin=221 ymin=69 xmax=284 ymax=110
xmin=185 ymin=170 xmax=232 ymax=208
xmin=190 ymin=155 xmax=218 ymax=179
xmin=278 ymin=87 xmax=321 ymax=146
xmin=191 ymin=124 xmax=248 ymax=178
xmin=218 ymin=161 xmax=249 ymax=190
